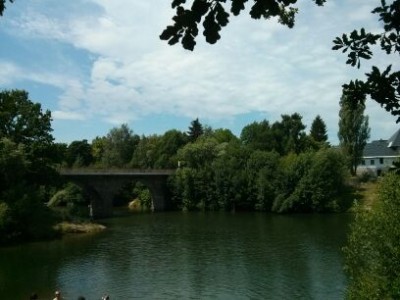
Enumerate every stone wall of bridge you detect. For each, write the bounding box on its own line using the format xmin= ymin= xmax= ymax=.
xmin=60 ymin=170 xmax=173 ymax=218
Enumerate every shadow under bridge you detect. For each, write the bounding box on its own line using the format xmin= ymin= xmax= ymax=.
xmin=59 ymin=169 xmax=175 ymax=218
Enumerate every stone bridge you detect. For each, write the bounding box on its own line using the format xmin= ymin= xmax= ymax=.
xmin=59 ymin=169 xmax=175 ymax=218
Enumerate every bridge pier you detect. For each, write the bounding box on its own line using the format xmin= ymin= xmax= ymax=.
xmin=141 ymin=177 xmax=169 ymax=211
xmin=86 ymin=178 xmax=122 ymax=219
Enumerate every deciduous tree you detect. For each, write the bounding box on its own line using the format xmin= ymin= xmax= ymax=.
xmin=102 ymin=124 xmax=140 ymax=167
xmin=338 ymin=92 xmax=370 ymax=176
xmin=66 ymin=140 xmax=93 ymax=167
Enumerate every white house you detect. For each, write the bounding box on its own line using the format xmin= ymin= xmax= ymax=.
xmin=358 ymin=128 xmax=400 ymax=176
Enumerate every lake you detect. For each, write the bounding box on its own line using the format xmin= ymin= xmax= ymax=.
xmin=0 ymin=212 xmax=351 ymax=299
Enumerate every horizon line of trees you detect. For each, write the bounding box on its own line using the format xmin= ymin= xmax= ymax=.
xmin=59 ymin=111 xmax=356 ymax=213
xmin=61 ymin=113 xmax=331 ymax=170
xmin=2 ymin=88 xmax=355 ymax=244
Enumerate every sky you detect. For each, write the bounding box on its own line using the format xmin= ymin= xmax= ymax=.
xmin=0 ymin=0 xmax=398 ymax=144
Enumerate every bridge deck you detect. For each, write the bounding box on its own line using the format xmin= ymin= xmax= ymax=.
xmin=59 ymin=168 xmax=175 ymax=176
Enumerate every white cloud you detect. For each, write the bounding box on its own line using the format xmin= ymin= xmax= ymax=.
xmin=1 ymin=0 xmax=398 ymax=143
xmin=52 ymin=110 xmax=85 ymax=121
xmin=0 ymin=61 xmax=20 ymax=85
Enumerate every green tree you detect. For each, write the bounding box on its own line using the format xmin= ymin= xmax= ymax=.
xmin=0 ymin=138 xmax=55 ymax=244
xmin=0 ymin=90 xmax=59 ymax=244
xmin=187 ymin=118 xmax=204 ymax=142
xmin=211 ymin=128 xmax=238 ymax=143
xmin=273 ymin=149 xmax=347 ymax=213
xmin=0 ymin=90 xmax=59 ymax=185
xmin=177 ymin=136 xmax=218 ymax=169
xmin=343 ymin=173 xmax=400 ymax=299
xmin=0 ymin=90 xmax=53 ymax=145
xmin=272 ymin=113 xmax=307 ymax=155
xmin=130 ymin=135 xmax=161 ymax=168
xmin=91 ymin=136 xmax=106 ymax=165
xmin=66 ymin=140 xmax=93 ymax=167
xmin=161 ymin=0 xmax=326 ymax=50
xmin=213 ymin=142 xmax=250 ymax=210
xmin=310 ymin=115 xmax=328 ymax=143
xmin=246 ymin=150 xmax=280 ymax=211
xmin=153 ymin=129 xmax=188 ymax=168
xmin=240 ymin=120 xmax=274 ymax=152
xmin=102 ymin=124 xmax=140 ymax=167
xmin=338 ymin=92 xmax=370 ymax=176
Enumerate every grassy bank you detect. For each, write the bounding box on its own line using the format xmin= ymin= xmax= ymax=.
xmin=54 ymin=222 xmax=106 ymax=234
xmin=351 ymin=179 xmax=380 ymax=211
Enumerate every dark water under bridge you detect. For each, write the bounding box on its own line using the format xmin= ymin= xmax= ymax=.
xmin=59 ymin=169 xmax=175 ymax=218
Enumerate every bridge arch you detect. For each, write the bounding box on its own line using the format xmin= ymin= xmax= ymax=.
xmin=59 ymin=169 xmax=174 ymax=218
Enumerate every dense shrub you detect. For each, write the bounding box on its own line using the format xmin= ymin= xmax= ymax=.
xmin=344 ymin=173 xmax=400 ymax=299
xmin=48 ymin=183 xmax=88 ymax=220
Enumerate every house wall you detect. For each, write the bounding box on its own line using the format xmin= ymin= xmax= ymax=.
xmin=358 ymin=156 xmax=398 ymax=176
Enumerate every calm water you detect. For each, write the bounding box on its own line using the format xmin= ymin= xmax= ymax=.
xmin=0 ymin=212 xmax=351 ymax=300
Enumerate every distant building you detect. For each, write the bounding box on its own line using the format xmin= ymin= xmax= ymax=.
xmin=358 ymin=128 xmax=400 ymax=176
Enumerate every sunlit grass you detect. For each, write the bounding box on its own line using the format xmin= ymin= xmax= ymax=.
xmin=54 ymin=222 xmax=106 ymax=234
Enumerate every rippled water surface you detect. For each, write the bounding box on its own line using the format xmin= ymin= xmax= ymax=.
xmin=0 ymin=212 xmax=351 ymax=299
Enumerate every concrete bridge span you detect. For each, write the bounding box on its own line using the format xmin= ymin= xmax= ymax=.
xmin=59 ymin=169 xmax=175 ymax=218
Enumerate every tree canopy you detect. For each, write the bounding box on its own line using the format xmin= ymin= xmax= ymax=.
xmin=338 ymin=92 xmax=370 ymax=176
xmin=0 ymin=90 xmax=57 ymax=244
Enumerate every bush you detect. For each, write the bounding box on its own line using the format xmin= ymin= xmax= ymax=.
xmin=344 ymin=173 xmax=400 ymax=299
xmin=48 ymin=183 xmax=88 ymax=220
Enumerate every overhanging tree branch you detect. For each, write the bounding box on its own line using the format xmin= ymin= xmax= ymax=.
xmin=161 ymin=0 xmax=326 ymax=50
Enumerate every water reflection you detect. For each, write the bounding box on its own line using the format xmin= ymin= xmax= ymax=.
xmin=0 ymin=212 xmax=351 ymax=299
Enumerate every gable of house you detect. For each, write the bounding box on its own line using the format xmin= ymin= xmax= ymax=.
xmin=388 ymin=128 xmax=400 ymax=149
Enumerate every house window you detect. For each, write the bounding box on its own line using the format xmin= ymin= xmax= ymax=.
xmin=361 ymin=160 xmax=365 ymax=165
xmin=370 ymin=159 xmax=375 ymax=165
xmin=380 ymin=158 xmax=384 ymax=164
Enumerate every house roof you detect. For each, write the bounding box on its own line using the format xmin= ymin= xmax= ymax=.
xmin=388 ymin=128 xmax=400 ymax=148
xmin=363 ymin=139 xmax=398 ymax=157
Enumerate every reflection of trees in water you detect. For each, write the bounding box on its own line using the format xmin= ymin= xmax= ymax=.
xmin=0 ymin=213 xmax=351 ymax=299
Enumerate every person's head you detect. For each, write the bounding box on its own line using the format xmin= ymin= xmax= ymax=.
xmin=30 ymin=293 xmax=38 ymax=300
xmin=55 ymin=290 xmax=61 ymax=299
xmin=102 ymin=295 xmax=110 ymax=300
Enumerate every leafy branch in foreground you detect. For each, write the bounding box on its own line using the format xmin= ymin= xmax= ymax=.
xmin=0 ymin=0 xmax=14 ymax=16
xmin=160 ymin=0 xmax=326 ymax=50
xmin=333 ymin=0 xmax=400 ymax=121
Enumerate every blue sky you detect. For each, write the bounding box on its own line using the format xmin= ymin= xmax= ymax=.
xmin=0 ymin=0 xmax=398 ymax=144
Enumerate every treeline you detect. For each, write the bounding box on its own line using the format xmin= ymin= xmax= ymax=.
xmin=0 ymin=89 xmax=350 ymax=244
xmin=60 ymin=113 xmax=350 ymax=213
